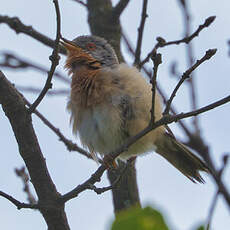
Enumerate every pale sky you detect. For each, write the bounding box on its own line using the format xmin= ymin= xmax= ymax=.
xmin=0 ymin=0 xmax=230 ymax=230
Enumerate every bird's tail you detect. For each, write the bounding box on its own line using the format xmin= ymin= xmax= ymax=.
xmin=155 ymin=133 xmax=209 ymax=183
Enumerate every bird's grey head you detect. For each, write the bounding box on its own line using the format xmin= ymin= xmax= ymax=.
xmin=70 ymin=35 xmax=119 ymax=67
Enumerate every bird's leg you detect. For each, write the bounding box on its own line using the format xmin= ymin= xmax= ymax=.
xmin=103 ymin=154 xmax=118 ymax=169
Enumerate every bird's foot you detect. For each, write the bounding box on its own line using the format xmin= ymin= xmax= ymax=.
xmin=103 ymin=155 xmax=117 ymax=169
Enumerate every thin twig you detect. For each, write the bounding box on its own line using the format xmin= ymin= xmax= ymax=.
xmin=112 ymin=0 xmax=130 ymax=20
xmin=139 ymin=16 xmax=216 ymax=68
xmin=0 ymin=191 xmax=39 ymax=210
xmin=133 ymin=0 xmax=148 ymax=66
xmin=150 ymin=52 xmax=162 ymax=123
xmin=61 ymin=165 xmax=107 ymax=202
xmin=89 ymin=163 xmax=129 ymax=195
xmin=166 ymin=15 xmax=216 ymax=45
xmin=173 ymin=94 xmax=230 ymax=121
xmin=0 ymin=15 xmax=66 ymax=54
xmin=61 ymin=160 xmax=128 ymax=202
xmin=28 ymin=0 xmax=61 ymax=113
xmin=15 ymin=167 xmax=37 ymax=204
xmin=163 ymin=49 xmax=217 ymax=115
xmin=0 ymin=52 xmax=70 ymax=84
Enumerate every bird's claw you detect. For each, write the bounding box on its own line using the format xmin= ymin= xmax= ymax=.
xmin=103 ymin=155 xmax=117 ymax=169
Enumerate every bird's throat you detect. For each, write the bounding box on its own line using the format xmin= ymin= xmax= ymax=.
xmin=71 ymin=66 xmax=100 ymax=107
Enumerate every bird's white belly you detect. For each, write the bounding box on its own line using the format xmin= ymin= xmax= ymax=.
xmin=77 ymin=105 xmax=159 ymax=160
xmin=77 ymin=105 xmax=123 ymax=156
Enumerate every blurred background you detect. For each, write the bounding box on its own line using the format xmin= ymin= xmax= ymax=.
xmin=0 ymin=0 xmax=229 ymax=229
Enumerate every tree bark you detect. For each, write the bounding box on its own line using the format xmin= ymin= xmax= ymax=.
xmin=107 ymin=160 xmax=141 ymax=212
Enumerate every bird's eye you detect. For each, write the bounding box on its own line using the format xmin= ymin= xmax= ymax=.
xmin=86 ymin=42 xmax=96 ymax=51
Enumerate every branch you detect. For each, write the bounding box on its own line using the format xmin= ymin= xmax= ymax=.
xmin=0 ymin=15 xmax=66 ymax=54
xmin=133 ymin=0 xmax=148 ymax=66
xmin=28 ymin=0 xmax=61 ymax=113
xmin=166 ymin=16 xmax=216 ymax=45
xmin=150 ymin=52 xmax=162 ymax=123
xmin=174 ymin=95 xmax=230 ymax=120
xmin=88 ymin=162 xmax=129 ymax=195
xmin=0 ymin=52 xmax=70 ymax=84
xmin=112 ymin=0 xmax=130 ymax=20
xmin=61 ymin=158 xmax=128 ymax=202
xmin=0 ymin=191 xmax=39 ymax=210
xmin=139 ymin=16 xmax=216 ymax=68
xmin=15 ymin=167 xmax=37 ymax=204
xmin=61 ymin=165 xmax=107 ymax=202
xmin=163 ymin=48 xmax=217 ymax=115
xmin=0 ymin=72 xmax=70 ymax=229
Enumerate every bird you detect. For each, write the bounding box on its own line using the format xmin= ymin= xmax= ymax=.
xmin=61 ymin=35 xmax=209 ymax=183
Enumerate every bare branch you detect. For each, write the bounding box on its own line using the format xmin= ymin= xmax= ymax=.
xmin=112 ymin=0 xmax=130 ymax=19
xmin=0 ymin=52 xmax=70 ymax=84
xmin=139 ymin=16 xmax=216 ymax=68
xmin=28 ymin=0 xmax=61 ymax=113
xmin=88 ymin=162 xmax=129 ymax=195
xmin=133 ymin=0 xmax=148 ymax=66
xmin=167 ymin=16 xmax=216 ymax=45
xmin=61 ymin=165 xmax=107 ymax=202
xmin=0 ymin=72 xmax=70 ymax=229
xmin=172 ymin=95 xmax=230 ymax=121
xmin=163 ymin=49 xmax=217 ymax=115
xmin=0 ymin=15 xmax=66 ymax=54
xmin=150 ymin=52 xmax=162 ymax=123
xmin=0 ymin=191 xmax=39 ymax=210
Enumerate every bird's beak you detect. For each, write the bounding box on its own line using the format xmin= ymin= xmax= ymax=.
xmin=60 ymin=37 xmax=82 ymax=53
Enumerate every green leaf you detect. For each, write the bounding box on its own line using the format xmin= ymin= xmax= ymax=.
xmin=111 ymin=206 xmax=169 ymax=230
xmin=196 ymin=226 xmax=205 ymax=230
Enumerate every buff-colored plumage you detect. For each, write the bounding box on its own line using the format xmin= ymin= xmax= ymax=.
xmin=62 ymin=35 xmax=209 ymax=183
